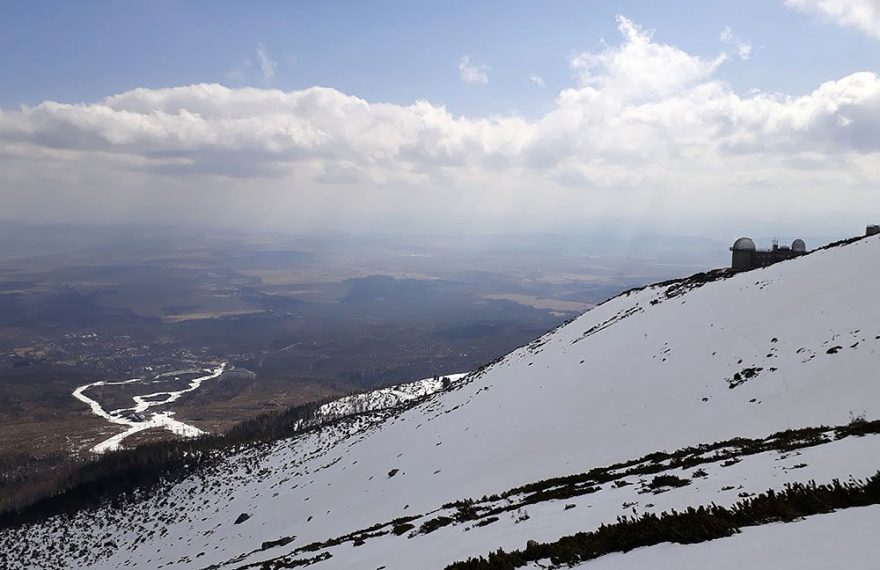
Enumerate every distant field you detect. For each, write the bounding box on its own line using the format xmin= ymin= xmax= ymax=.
xmin=160 ymin=308 xmax=264 ymax=323
xmin=483 ymin=293 xmax=593 ymax=313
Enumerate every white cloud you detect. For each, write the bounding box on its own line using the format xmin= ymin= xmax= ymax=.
xmin=785 ymin=0 xmax=880 ymax=38
xmin=458 ymin=56 xmax=489 ymax=84
xmin=0 ymin=17 xmax=878 ymax=233
xmin=720 ymin=26 xmax=753 ymax=60
xmin=256 ymin=43 xmax=277 ymax=81
xmin=225 ymin=43 xmax=277 ymax=83
xmin=570 ymin=17 xmax=726 ymax=99
xmin=530 ymin=75 xmax=546 ymax=88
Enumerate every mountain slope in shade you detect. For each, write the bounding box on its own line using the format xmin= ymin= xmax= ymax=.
xmin=3 ymin=234 xmax=880 ymax=570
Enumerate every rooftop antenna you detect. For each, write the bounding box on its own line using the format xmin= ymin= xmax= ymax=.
xmin=772 ymin=237 xmax=779 ymax=250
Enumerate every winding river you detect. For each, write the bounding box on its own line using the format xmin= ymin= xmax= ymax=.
xmin=72 ymin=363 xmax=227 ymax=454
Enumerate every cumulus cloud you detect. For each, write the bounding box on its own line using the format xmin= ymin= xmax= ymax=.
xmin=530 ymin=75 xmax=546 ymax=88
xmin=720 ymin=26 xmax=753 ymax=60
xmin=458 ymin=56 xmax=489 ymax=84
xmin=0 ymin=16 xmax=877 ymax=233
xmin=570 ymin=17 xmax=726 ymax=99
xmin=785 ymin=0 xmax=880 ymax=38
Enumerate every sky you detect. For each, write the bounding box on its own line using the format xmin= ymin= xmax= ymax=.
xmin=0 ymin=0 xmax=879 ymax=238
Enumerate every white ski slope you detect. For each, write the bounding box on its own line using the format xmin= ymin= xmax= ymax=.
xmin=3 ymin=234 xmax=880 ymax=569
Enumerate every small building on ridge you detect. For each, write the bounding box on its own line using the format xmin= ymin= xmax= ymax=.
xmin=730 ymin=237 xmax=807 ymax=271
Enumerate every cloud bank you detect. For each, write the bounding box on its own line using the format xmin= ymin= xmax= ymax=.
xmin=1 ymin=16 xmax=877 ymax=234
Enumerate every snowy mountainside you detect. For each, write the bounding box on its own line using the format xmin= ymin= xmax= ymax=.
xmin=547 ymin=505 xmax=880 ymax=570
xmin=292 ymin=372 xmax=468 ymax=431
xmin=3 ymin=234 xmax=880 ymax=570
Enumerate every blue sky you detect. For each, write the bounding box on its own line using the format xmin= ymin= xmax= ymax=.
xmin=2 ymin=1 xmax=877 ymax=114
xmin=0 ymin=1 xmax=878 ymax=236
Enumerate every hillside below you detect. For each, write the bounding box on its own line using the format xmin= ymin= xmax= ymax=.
xmin=3 ymin=234 xmax=880 ymax=569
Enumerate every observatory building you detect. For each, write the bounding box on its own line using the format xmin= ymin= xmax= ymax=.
xmin=730 ymin=237 xmax=807 ymax=271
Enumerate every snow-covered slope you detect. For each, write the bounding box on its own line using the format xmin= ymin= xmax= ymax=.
xmin=3 ymin=234 xmax=880 ymax=570
xmin=555 ymin=505 xmax=880 ymax=570
xmin=292 ymin=372 xmax=468 ymax=431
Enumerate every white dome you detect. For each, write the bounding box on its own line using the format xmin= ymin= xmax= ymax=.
xmin=732 ymin=237 xmax=756 ymax=251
